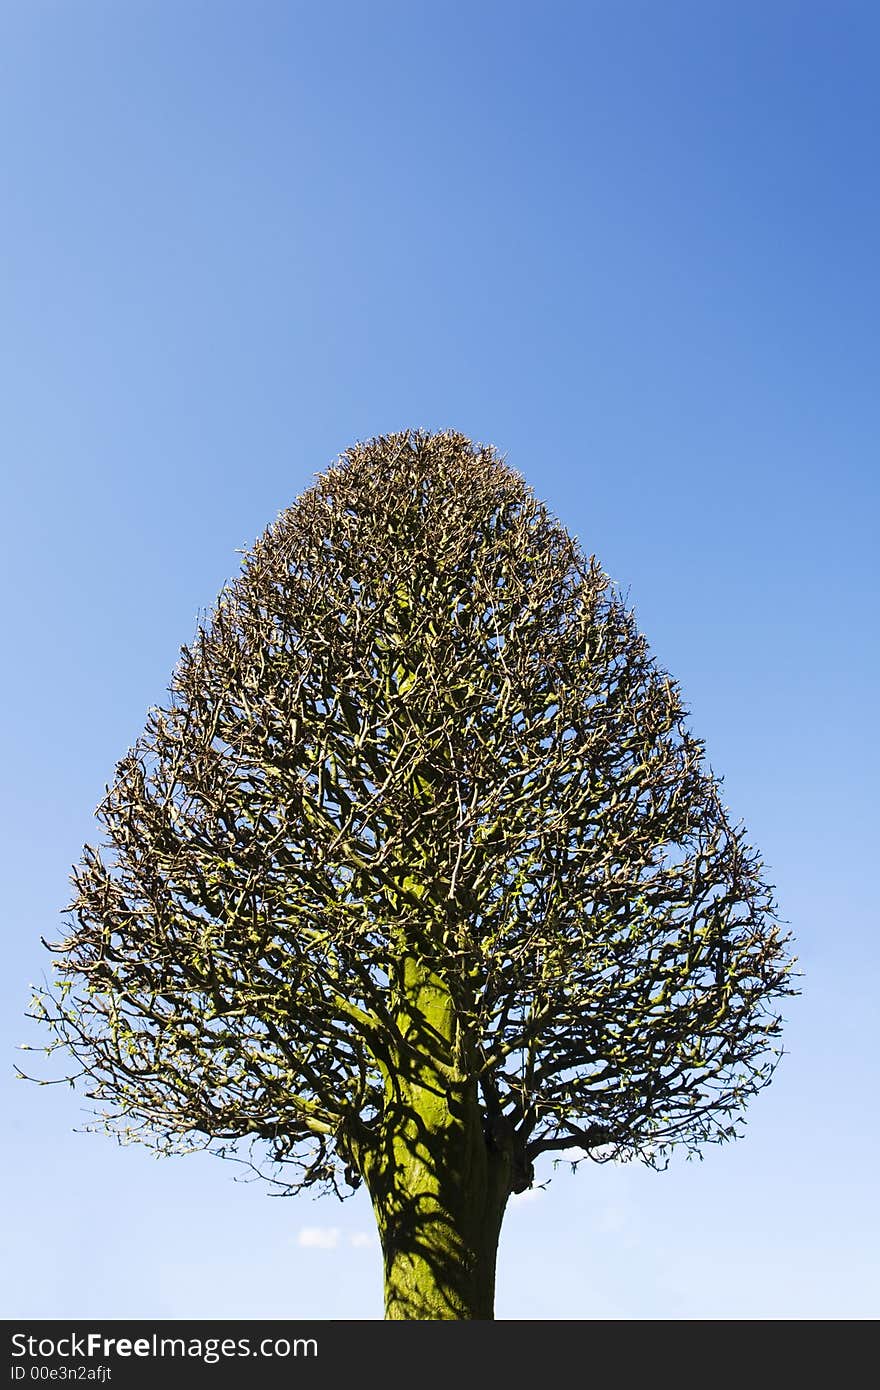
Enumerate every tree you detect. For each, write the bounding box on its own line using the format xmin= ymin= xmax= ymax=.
xmin=26 ymin=429 xmax=795 ymax=1320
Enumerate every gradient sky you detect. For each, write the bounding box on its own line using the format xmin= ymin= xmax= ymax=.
xmin=2 ymin=0 xmax=878 ymax=1320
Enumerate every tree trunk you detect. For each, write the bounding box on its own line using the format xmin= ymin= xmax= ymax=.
xmin=361 ymin=955 xmax=514 ymax=1319
xmin=364 ymin=1077 xmax=512 ymax=1319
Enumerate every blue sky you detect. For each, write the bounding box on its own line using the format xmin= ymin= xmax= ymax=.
xmin=2 ymin=0 xmax=877 ymax=1319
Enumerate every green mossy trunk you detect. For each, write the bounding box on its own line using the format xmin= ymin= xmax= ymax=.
xmin=361 ymin=956 xmax=514 ymax=1319
xmin=365 ymin=1077 xmax=512 ymax=1319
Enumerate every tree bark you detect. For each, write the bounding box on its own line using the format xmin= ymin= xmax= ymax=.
xmin=364 ymin=1078 xmax=511 ymax=1319
xmin=360 ymin=955 xmax=514 ymax=1319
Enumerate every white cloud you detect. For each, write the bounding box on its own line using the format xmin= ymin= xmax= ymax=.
xmin=297 ymin=1226 xmax=340 ymax=1249
xmin=350 ymin=1231 xmax=377 ymax=1248
xmin=510 ymin=1186 xmax=544 ymax=1204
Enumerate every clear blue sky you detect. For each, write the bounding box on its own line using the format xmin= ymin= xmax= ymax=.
xmin=2 ymin=0 xmax=877 ymax=1320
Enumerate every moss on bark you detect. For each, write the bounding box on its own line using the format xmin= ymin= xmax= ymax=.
xmin=360 ymin=956 xmax=512 ymax=1319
